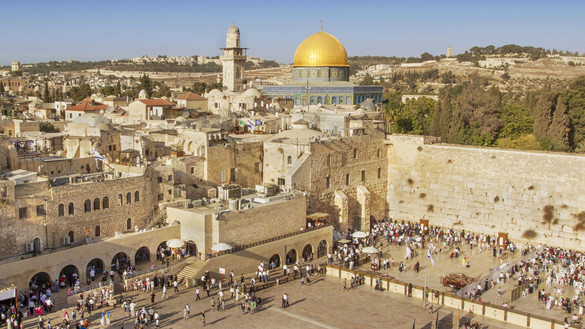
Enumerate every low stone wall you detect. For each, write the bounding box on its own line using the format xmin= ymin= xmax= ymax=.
xmin=325 ymin=265 xmax=576 ymax=329
xmin=65 ymin=283 xmax=114 ymax=307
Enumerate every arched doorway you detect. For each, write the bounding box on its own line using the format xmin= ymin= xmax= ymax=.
xmin=30 ymin=272 xmax=51 ymax=290
xmin=135 ymin=246 xmax=150 ymax=264
xmin=286 ymin=249 xmax=297 ymax=265
xmin=157 ymin=242 xmax=170 ymax=260
xmin=186 ymin=241 xmax=198 ymax=258
xmin=59 ymin=265 xmax=79 ymax=288
xmin=269 ymin=254 xmax=281 ymax=268
xmin=86 ymin=258 xmax=105 ymax=282
xmin=33 ymin=237 xmax=41 ymax=254
xmin=111 ymin=252 xmax=130 ymax=273
xmin=302 ymin=244 xmax=313 ymax=262
xmin=317 ymin=240 xmax=328 ymax=259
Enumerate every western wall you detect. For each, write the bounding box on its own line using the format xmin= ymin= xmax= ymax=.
xmin=386 ymin=134 xmax=585 ymax=250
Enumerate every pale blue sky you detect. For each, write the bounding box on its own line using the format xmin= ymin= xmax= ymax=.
xmin=2 ymin=0 xmax=583 ymax=65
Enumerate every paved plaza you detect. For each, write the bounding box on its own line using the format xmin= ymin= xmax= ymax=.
xmin=22 ymin=271 xmax=531 ymax=329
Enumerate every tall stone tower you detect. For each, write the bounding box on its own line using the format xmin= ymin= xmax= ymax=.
xmin=447 ymin=46 xmax=453 ymax=58
xmin=11 ymin=61 xmax=20 ymax=71
xmin=220 ymin=24 xmax=247 ymax=92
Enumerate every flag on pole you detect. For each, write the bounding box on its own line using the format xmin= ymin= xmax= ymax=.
xmin=427 ymin=246 xmax=435 ymax=267
xmin=93 ymin=149 xmax=105 ymax=161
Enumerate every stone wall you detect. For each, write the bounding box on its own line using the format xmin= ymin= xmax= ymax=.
xmin=206 ymin=142 xmax=263 ymax=188
xmin=217 ymin=194 xmax=306 ymax=246
xmin=387 ymin=135 xmax=585 ymax=250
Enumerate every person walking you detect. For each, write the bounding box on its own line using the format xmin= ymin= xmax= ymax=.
xmin=200 ymin=311 xmax=206 ymax=326
xmin=195 ymin=287 xmax=200 ymax=301
xmin=173 ymin=280 xmax=179 ymax=293
xmin=162 ymin=285 xmax=167 ymax=299
xmin=150 ymin=291 xmax=155 ymax=304
xmin=183 ymin=305 xmax=190 ymax=319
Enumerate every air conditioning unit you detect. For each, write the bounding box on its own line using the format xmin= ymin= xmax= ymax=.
xmin=25 ymin=243 xmax=33 ymax=252
xmin=63 ymin=236 xmax=70 ymax=245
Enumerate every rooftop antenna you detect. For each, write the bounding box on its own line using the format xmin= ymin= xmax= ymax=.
xmin=320 ymin=20 xmax=323 ymax=32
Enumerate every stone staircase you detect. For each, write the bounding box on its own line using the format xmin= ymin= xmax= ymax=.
xmin=177 ymin=259 xmax=206 ymax=285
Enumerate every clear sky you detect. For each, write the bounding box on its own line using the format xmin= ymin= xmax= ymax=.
xmin=2 ymin=0 xmax=584 ymax=66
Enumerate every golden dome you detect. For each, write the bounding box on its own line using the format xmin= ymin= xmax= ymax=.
xmin=293 ymin=31 xmax=349 ymax=67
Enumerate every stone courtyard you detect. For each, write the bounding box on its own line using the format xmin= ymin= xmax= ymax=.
xmin=20 ymin=273 xmax=529 ymax=329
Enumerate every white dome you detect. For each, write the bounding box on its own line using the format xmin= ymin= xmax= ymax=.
xmin=242 ymin=88 xmax=261 ymax=98
xmin=138 ymin=89 xmax=148 ymax=99
xmin=71 ymin=113 xmax=112 ymax=128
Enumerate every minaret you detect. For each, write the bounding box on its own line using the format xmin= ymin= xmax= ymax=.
xmin=220 ymin=24 xmax=247 ymax=92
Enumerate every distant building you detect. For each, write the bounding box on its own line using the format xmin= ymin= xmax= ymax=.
xmin=11 ymin=61 xmax=20 ymax=72
xmin=447 ymin=46 xmax=453 ymax=58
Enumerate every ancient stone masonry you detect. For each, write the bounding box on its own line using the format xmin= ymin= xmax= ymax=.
xmin=387 ymin=134 xmax=585 ymax=250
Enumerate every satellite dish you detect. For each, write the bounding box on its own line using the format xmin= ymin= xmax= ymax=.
xmin=182 ymin=111 xmax=189 ymax=118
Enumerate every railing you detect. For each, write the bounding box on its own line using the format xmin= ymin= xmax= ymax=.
xmin=210 ymin=224 xmax=332 ymax=258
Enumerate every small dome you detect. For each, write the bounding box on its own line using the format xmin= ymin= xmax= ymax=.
xmin=228 ymin=24 xmax=240 ymax=34
xmin=293 ymin=31 xmax=348 ymax=67
xmin=138 ymin=89 xmax=148 ymax=99
xmin=71 ymin=113 xmax=112 ymax=128
xmin=242 ymin=88 xmax=261 ymax=98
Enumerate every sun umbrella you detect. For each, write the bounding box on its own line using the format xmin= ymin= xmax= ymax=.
xmin=362 ymin=246 xmax=378 ymax=254
xmin=337 ymin=239 xmax=352 ymax=244
xmin=352 ymin=231 xmax=368 ymax=238
xmin=166 ymin=239 xmax=184 ymax=248
xmin=211 ymin=243 xmax=233 ymax=252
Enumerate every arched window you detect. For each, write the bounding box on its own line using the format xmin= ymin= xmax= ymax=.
xmin=134 ymin=191 xmax=140 ymax=203
xmin=324 ymin=96 xmax=329 ymax=104
xmin=95 ymin=226 xmax=100 ymax=237
xmin=68 ymin=203 xmax=74 ymax=215
xmin=126 ymin=218 xmax=132 ymax=230
xmin=126 ymin=192 xmax=131 ymax=204
xmin=58 ymin=204 xmax=64 ymax=217
xmin=377 ymin=148 xmax=381 ymax=158
xmin=93 ymin=198 xmax=100 ymax=211
xmin=287 ymin=156 xmax=292 ymax=165
xmin=84 ymin=199 xmax=91 ymax=213
xmin=103 ymin=197 xmax=109 ymax=209
xmin=332 ymin=97 xmax=337 ymax=105
xmin=118 ymin=194 xmax=123 ymax=206
xmin=346 ymin=96 xmax=351 ymax=104
xmin=68 ymin=231 xmax=74 ymax=243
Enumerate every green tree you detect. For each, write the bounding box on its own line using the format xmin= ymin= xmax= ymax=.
xmin=430 ymin=87 xmax=453 ymax=139
xmin=391 ymin=97 xmax=436 ymax=135
xmin=9 ymin=70 xmax=22 ymax=77
xmin=39 ymin=122 xmax=59 ymax=133
xmin=115 ymin=81 xmax=121 ymax=96
xmin=139 ymin=74 xmax=153 ymax=97
xmin=69 ymin=84 xmax=93 ymax=102
xmin=548 ymin=93 xmax=571 ymax=151
xmin=153 ymin=84 xmax=171 ymax=98
xmin=360 ymin=73 xmax=374 ymax=85
xmin=420 ymin=52 xmax=434 ymax=61
xmin=192 ymin=82 xmax=207 ymax=95
xmin=101 ymin=86 xmax=117 ymax=96
xmin=498 ymin=101 xmax=533 ymax=139
xmin=533 ymin=89 xmax=555 ymax=148
xmin=43 ymin=82 xmax=50 ymax=103
xmin=205 ymin=82 xmax=222 ymax=92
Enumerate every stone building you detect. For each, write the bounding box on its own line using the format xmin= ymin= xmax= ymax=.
xmin=0 ymin=171 xmax=155 ymax=259
xmin=262 ymin=121 xmax=387 ymax=231
xmin=220 ymin=24 xmax=247 ymax=92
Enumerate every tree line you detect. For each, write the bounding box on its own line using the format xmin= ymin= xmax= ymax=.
xmin=388 ymin=75 xmax=585 ymax=152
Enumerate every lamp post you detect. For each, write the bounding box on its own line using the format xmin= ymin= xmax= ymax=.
xmin=305 ymin=80 xmax=311 ymax=112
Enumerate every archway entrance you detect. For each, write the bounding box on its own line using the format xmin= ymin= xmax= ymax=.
xmin=286 ymin=249 xmax=297 ymax=265
xmin=135 ymin=246 xmax=150 ymax=264
xmin=86 ymin=258 xmax=105 ymax=282
xmin=111 ymin=252 xmax=130 ymax=273
xmin=59 ymin=265 xmax=79 ymax=288
xmin=269 ymin=254 xmax=281 ymax=268
xmin=186 ymin=240 xmax=198 ymax=258
xmin=33 ymin=237 xmax=42 ymax=254
xmin=317 ymin=240 xmax=328 ymax=258
xmin=157 ymin=242 xmax=170 ymax=260
xmin=302 ymin=244 xmax=313 ymax=262
xmin=30 ymin=272 xmax=51 ymax=291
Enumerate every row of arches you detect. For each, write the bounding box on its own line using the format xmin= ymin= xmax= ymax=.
xmin=58 ymin=191 xmax=140 ymax=217
xmin=268 ymin=240 xmax=328 ymax=267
